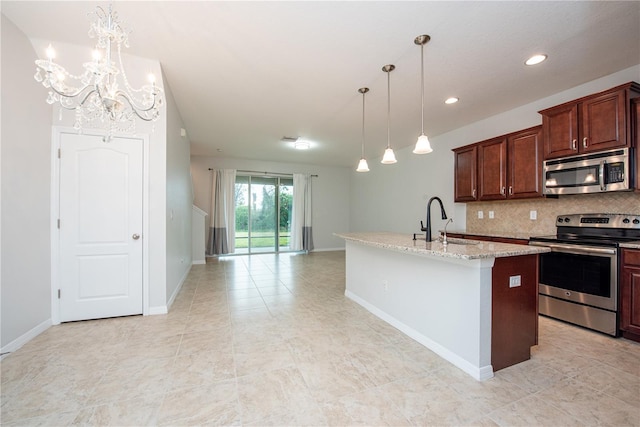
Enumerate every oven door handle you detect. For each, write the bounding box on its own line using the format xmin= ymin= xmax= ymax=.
xmin=529 ymin=241 xmax=616 ymax=255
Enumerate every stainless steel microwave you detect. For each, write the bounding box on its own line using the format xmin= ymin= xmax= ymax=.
xmin=543 ymin=148 xmax=634 ymax=195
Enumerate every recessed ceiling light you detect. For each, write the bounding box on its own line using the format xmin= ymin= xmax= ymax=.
xmin=445 ymin=97 xmax=459 ymax=105
xmin=294 ymin=140 xmax=310 ymax=150
xmin=525 ymin=54 xmax=547 ymax=66
xmin=282 ymin=136 xmax=310 ymax=150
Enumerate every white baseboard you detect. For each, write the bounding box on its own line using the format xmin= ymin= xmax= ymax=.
xmin=345 ymin=290 xmax=494 ymax=381
xmin=311 ymin=247 xmax=345 ymax=253
xmin=148 ymin=305 xmax=168 ymax=315
xmin=1 ymin=319 xmax=51 ymax=358
xmin=166 ymin=265 xmax=191 ymax=311
xmin=192 ymin=260 xmax=206 ymax=265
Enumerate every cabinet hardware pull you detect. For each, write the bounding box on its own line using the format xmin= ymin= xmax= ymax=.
xmin=572 ymin=139 xmax=577 ymax=150
xmin=509 ymin=186 xmax=513 ymax=195
xmin=472 ymin=189 xmax=476 ymax=198
xmin=501 ymin=187 xmax=506 ymax=196
xmin=583 ymin=137 xmax=588 ymax=148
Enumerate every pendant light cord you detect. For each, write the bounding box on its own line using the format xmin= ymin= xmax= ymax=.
xmin=387 ymin=69 xmax=391 ymax=149
xmin=420 ymin=42 xmax=424 ymax=135
xmin=361 ymin=92 xmax=366 ymax=158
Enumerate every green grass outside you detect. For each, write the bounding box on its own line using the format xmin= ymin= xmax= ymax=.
xmin=235 ymin=230 xmax=290 ymax=249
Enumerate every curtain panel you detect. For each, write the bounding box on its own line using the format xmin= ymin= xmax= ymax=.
xmin=207 ymin=169 xmax=236 ymax=255
xmin=291 ymin=173 xmax=314 ymax=252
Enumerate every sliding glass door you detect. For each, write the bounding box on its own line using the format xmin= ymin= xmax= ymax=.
xmin=234 ymin=175 xmax=293 ymax=254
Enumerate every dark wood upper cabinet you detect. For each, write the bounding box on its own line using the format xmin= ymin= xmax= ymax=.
xmin=540 ymin=82 xmax=640 ymax=160
xmin=633 ymin=99 xmax=640 ymax=190
xmin=453 ymin=126 xmax=543 ymax=202
xmin=508 ymin=126 xmax=544 ymax=198
xmin=453 ymin=145 xmax=477 ymax=202
xmin=478 ymin=137 xmax=507 ymax=200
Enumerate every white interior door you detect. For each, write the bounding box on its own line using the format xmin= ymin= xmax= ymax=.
xmin=59 ymin=132 xmax=143 ymax=322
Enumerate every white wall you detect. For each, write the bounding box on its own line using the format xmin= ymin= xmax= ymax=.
xmin=190 ymin=156 xmax=350 ymax=251
xmin=350 ymin=65 xmax=640 ymax=235
xmin=1 ymin=15 xmax=53 ymax=350
xmin=164 ymin=76 xmax=192 ymax=306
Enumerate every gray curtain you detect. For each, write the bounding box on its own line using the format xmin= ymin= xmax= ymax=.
xmin=206 ymin=169 xmax=236 ymax=255
xmin=291 ymin=173 xmax=314 ymax=251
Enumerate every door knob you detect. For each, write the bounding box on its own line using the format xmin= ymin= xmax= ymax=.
xmin=132 ymin=234 xmax=140 ymax=240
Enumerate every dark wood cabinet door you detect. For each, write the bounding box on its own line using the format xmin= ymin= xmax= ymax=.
xmin=621 ymin=250 xmax=640 ymax=339
xmin=542 ymin=103 xmax=579 ymax=159
xmin=508 ymin=126 xmax=543 ymax=199
xmin=633 ymin=99 xmax=639 ymax=190
xmin=492 ymin=254 xmax=538 ymax=371
xmin=453 ymin=145 xmax=477 ymax=202
xmin=581 ymin=89 xmax=627 ymax=153
xmin=478 ymin=137 xmax=507 ymax=200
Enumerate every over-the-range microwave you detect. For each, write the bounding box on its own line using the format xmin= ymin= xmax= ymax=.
xmin=543 ymin=147 xmax=635 ymax=195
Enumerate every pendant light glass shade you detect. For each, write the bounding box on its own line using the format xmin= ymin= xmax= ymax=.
xmin=413 ymin=134 xmax=433 ymax=154
xmin=356 ymin=87 xmax=370 ymax=172
xmin=381 ymin=64 xmax=397 ymax=164
xmin=356 ymin=158 xmax=370 ymax=172
xmin=413 ymin=34 xmax=432 ymax=155
xmin=381 ymin=148 xmax=397 ymax=164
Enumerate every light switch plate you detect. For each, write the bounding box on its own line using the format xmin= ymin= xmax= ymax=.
xmin=489 ymin=211 xmax=495 ymax=219
xmin=478 ymin=211 xmax=484 ymax=219
xmin=509 ymin=275 xmax=521 ymax=288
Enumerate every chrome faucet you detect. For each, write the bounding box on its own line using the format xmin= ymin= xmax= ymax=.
xmin=421 ymin=196 xmax=448 ymax=242
xmin=442 ymin=218 xmax=454 ymax=245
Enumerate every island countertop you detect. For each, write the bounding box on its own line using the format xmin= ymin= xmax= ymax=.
xmin=334 ymin=231 xmax=549 ymax=260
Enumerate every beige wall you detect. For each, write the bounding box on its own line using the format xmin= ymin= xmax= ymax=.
xmin=465 ymin=192 xmax=640 ymax=237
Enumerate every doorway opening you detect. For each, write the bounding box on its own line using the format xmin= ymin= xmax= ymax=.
xmin=234 ymin=175 xmax=293 ymax=254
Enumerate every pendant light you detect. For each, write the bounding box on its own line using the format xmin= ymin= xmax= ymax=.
xmin=356 ymin=87 xmax=370 ymax=172
xmin=381 ymin=64 xmax=397 ymax=164
xmin=413 ymin=34 xmax=433 ymax=154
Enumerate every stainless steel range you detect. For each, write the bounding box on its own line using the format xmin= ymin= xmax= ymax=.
xmin=529 ymin=213 xmax=640 ymax=336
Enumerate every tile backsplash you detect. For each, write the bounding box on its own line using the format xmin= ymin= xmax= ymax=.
xmin=466 ymin=192 xmax=640 ymax=237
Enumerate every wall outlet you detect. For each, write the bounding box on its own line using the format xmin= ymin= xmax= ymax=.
xmin=530 ymin=210 xmax=537 ymax=220
xmin=489 ymin=211 xmax=495 ymax=219
xmin=509 ymin=275 xmax=522 ymax=288
xmin=478 ymin=211 xmax=484 ymax=219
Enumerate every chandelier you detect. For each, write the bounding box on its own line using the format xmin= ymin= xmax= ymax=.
xmin=34 ymin=5 xmax=164 ymax=137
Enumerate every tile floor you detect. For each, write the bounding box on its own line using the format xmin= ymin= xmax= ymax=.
xmin=1 ymin=251 xmax=639 ymax=426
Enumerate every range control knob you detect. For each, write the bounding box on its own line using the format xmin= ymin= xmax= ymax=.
xmin=564 ymin=217 xmax=571 ymax=223
xmin=558 ymin=218 xmax=564 ymax=223
xmin=633 ymin=219 xmax=640 ymax=225
xmin=623 ymin=218 xmax=631 ymax=224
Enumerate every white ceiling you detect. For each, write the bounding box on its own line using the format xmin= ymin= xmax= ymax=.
xmin=3 ymin=1 xmax=640 ymax=167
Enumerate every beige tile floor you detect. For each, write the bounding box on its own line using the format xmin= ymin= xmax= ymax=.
xmin=2 ymin=251 xmax=639 ymax=426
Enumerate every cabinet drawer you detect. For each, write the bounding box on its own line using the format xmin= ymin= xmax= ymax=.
xmin=622 ymin=249 xmax=640 ymax=267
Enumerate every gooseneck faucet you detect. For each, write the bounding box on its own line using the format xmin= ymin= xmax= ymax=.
xmin=421 ymin=196 xmax=448 ymax=242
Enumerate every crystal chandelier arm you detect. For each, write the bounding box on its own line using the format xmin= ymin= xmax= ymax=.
xmin=113 ymin=90 xmax=162 ymax=121
xmin=36 ymin=62 xmax=94 ymax=100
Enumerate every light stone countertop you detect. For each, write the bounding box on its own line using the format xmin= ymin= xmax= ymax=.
xmin=335 ymin=232 xmax=550 ymax=260
xmin=444 ymin=229 xmax=534 ymax=241
xmin=620 ymin=241 xmax=640 ymax=250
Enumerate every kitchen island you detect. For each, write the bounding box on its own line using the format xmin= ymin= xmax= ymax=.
xmin=335 ymin=232 xmax=550 ymax=381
